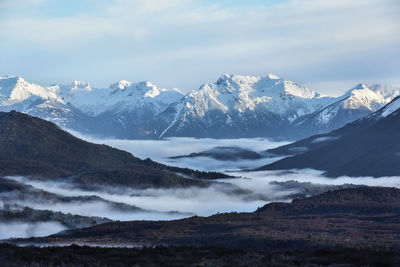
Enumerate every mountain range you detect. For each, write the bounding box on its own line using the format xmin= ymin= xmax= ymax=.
xmin=1 ymin=74 xmax=399 ymax=140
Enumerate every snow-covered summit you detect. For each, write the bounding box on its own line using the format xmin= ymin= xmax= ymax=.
xmin=180 ymin=74 xmax=332 ymax=120
xmin=66 ymin=80 xmax=184 ymax=116
xmin=340 ymin=83 xmax=387 ymax=111
xmin=338 ymin=83 xmax=400 ymax=111
xmin=110 ymin=80 xmax=160 ymax=97
xmin=107 ymin=80 xmax=183 ymax=102
xmin=109 ymin=80 xmax=132 ymax=90
xmin=290 ymin=82 xmax=400 ymax=139
xmin=53 ymin=80 xmax=93 ymax=101
xmin=0 ymin=76 xmax=63 ymax=105
xmin=268 ymin=73 xmax=280 ymax=80
xmin=70 ymin=80 xmax=92 ymax=92
xmin=156 ymin=74 xmax=336 ymax=138
xmin=212 ymin=73 xmax=318 ymax=99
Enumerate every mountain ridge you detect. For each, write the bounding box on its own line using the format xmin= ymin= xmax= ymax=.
xmin=1 ymin=74 xmax=399 ymax=140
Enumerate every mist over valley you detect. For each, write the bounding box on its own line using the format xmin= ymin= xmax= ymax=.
xmin=2 ymin=130 xmax=400 ymax=241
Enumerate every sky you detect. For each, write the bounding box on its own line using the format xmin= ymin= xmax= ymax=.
xmin=0 ymin=0 xmax=399 ymax=96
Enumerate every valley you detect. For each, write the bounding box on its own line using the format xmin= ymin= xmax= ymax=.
xmin=2 ymin=81 xmax=400 ymax=265
xmin=2 ymin=110 xmax=400 ymax=244
xmin=2 ymin=0 xmax=399 ymax=265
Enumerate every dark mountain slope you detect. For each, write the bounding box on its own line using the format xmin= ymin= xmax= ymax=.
xmin=260 ymin=97 xmax=400 ymax=177
xmin=12 ymin=187 xmax=400 ymax=251
xmin=0 ymin=111 xmax=228 ymax=188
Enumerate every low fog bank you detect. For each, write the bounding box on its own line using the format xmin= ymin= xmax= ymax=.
xmin=0 ymin=222 xmax=65 ymax=240
xmin=4 ymin=176 xmax=280 ymax=217
xmin=3 ymin=169 xmax=400 ymax=240
xmin=2 ymin=176 xmax=190 ymax=222
xmin=66 ymin=129 xmax=287 ymax=171
xmin=230 ymin=169 xmax=400 ymax=188
xmin=7 ymin=170 xmax=388 ymax=220
xmin=5 ymin=131 xmax=400 ymax=240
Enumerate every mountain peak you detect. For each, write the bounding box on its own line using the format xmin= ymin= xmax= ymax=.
xmin=268 ymin=73 xmax=280 ymax=80
xmin=71 ymin=80 xmax=91 ymax=91
xmin=214 ymin=73 xmax=282 ymax=90
xmin=345 ymin=83 xmax=373 ymax=96
xmin=0 ymin=76 xmax=55 ymax=103
xmin=0 ymin=76 xmax=28 ymax=92
xmin=353 ymin=83 xmax=368 ymax=90
xmin=345 ymin=83 xmax=390 ymax=101
xmin=216 ymin=74 xmax=260 ymax=86
xmin=109 ymin=80 xmax=132 ymax=90
xmin=215 ymin=74 xmax=233 ymax=86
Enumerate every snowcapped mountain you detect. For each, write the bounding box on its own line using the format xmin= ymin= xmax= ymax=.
xmin=0 ymin=76 xmax=183 ymax=138
xmin=59 ymin=80 xmax=183 ymax=116
xmin=365 ymin=95 xmax=400 ymax=120
xmin=72 ymin=80 xmax=184 ymax=138
xmin=290 ymin=83 xmax=400 ymax=139
xmin=0 ymin=76 xmax=84 ymax=127
xmin=0 ymin=76 xmax=62 ymax=105
xmin=1 ymin=74 xmax=397 ymax=140
xmin=155 ymin=74 xmax=335 ymax=139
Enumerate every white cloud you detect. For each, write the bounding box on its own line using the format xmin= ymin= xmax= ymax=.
xmin=0 ymin=0 xmax=399 ymax=94
xmin=66 ymin=130 xmax=287 ymax=168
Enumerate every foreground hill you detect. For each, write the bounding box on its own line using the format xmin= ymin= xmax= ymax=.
xmin=0 ymin=111 xmax=228 ymax=188
xmin=260 ymin=96 xmax=400 ymax=177
xmin=12 ymin=187 xmax=400 ymax=251
xmin=1 ymin=245 xmax=398 ymax=267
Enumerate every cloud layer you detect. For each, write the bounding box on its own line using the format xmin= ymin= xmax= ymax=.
xmin=1 ymin=0 xmax=399 ymax=94
xmin=67 ymin=131 xmax=287 ymax=171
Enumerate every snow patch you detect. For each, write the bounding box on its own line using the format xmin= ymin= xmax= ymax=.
xmin=381 ymin=98 xmax=400 ymax=117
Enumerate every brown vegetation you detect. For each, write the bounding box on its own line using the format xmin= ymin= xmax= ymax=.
xmin=13 ymin=187 xmax=400 ymax=252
